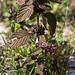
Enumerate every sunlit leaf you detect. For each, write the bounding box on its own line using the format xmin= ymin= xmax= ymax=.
xmin=16 ymin=0 xmax=33 ymax=6
xmin=16 ymin=0 xmax=26 ymax=5
xmin=10 ymin=34 xmax=30 ymax=48
xmin=17 ymin=5 xmax=34 ymax=23
xmin=43 ymin=13 xmax=56 ymax=36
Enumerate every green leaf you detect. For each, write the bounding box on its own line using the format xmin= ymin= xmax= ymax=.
xmin=53 ymin=44 xmax=65 ymax=58
xmin=21 ymin=57 xmax=34 ymax=67
xmin=31 ymin=48 xmax=42 ymax=56
xmin=43 ymin=13 xmax=56 ymax=36
xmin=35 ymin=67 xmax=43 ymax=75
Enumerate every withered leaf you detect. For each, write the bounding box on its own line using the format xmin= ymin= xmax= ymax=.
xmin=10 ymin=34 xmax=30 ymax=48
xmin=43 ymin=13 xmax=56 ymax=36
xmin=17 ymin=5 xmax=34 ymax=23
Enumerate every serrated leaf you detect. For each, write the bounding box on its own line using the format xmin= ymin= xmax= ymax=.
xmin=43 ymin=13 xmax=56 ymax=36
xmin=16 ymin=0 xmax=33 ymax=6
xmin=25 ymin=0 xmax=33 ymax=5
xmin=9 ymin=30 xmax=29 ymax=39
xmin=53 ymin=44 xmax=65 ymax=58
xmin=17 ymin=5 xmax=34 ymax=23
xmin=10 ymin=34 xmax=30 ymax=48
xmin=16 ymin=0 xmax=26 ymax=5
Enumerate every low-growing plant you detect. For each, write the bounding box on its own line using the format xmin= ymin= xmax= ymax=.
xmin=1 ymin=0 xmax=73 ymax=75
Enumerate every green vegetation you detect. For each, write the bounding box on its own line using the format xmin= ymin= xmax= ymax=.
xmin=0 ymin=0 xmax=75 ymax=75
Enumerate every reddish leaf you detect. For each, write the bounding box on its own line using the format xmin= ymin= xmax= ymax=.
xmin=16 ymin=0 xmax=26 ymax=5
xmin=10 ymin=34 xmax=30 ymax=48
xmin=16 ymin=0 xmax=33 ymax=6
xmin=17 ymin=5 xmax=34 ymax=23
xmin=9 ymin=30 xmax=29 ymax=39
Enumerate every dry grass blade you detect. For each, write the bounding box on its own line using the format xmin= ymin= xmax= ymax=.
xmin=10 ymin=35 xmax=30 ymax=48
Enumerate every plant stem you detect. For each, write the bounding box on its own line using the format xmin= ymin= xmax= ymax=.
xmin=37 ymin=14 xmax=39 ymax=42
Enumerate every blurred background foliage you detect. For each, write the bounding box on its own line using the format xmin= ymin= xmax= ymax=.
xmin=0 ymin=0 xmax=75 ymax=75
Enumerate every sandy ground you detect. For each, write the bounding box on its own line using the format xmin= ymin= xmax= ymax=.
xmin=0 ymin=22 xmax=9 ymax=46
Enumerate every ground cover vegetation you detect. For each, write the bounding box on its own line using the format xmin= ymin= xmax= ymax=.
xmin=0 ymin=0 xmax=75 ymax=75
